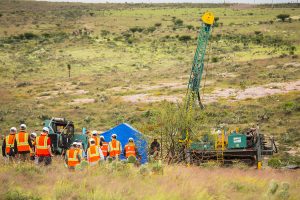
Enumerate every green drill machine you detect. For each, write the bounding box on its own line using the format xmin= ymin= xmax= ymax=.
xmin=43 ymin=117 xmax=88 ymax=155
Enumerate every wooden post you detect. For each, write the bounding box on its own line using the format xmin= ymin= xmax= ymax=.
xmin=67 ymin=64 xmax=71 ymax=78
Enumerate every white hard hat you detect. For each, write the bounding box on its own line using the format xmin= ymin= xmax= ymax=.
xmin=10 ymin=127 xmax=17 ymax=132
xmin=31 ymin=132 xmax=37 ymax=137
xmin=92 ymin=130 xmax=98 ymax=135
xmin=128 ymin=137 xmax=134 ymax=142
xmin=100 ymin=135 xmax=104 ymax=139
xmin=112 ymin=134 xmax=117 ymax=138
xmin=72 ymin=142 xmax=78 ymax=146
xmin=42 ymin=127 xmax=49 ymax=133
xmin=20 ymin=124 xmax=27 ymax=129
xmin=89 ymin=138 xmax=95 ymax=143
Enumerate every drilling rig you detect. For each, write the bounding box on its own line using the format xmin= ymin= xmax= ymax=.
xmin=179 ymin=12 xmax=277 ymax=168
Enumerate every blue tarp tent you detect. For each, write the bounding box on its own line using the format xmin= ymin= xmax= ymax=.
xmin=101 ymin=123 xmax=148 ymax=164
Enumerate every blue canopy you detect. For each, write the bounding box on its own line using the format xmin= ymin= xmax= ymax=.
xmin=101 ymin=123 xmax=148 ymax=164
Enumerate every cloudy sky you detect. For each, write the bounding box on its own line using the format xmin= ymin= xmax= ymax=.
xmin=42 ymin=0 xmax=299 ymax=4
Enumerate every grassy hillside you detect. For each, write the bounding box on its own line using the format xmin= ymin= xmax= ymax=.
xmin=0 ymin=1 xmax=299 ymax=161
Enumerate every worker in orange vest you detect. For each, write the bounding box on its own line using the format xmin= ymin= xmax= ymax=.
xmin=100 ymin=135 xmax=108 ymax=160
xmin=108 ymin=134 xmax=122 ymax=160
xmin=15 ymin=124 xmax=33 ymax=162
xmin=35 ymin=127 xmax=53 ymax=165
xmin=88 ymin=131 xmax=100 ymax=147
xmin=65 ymin=142 xmax=81 ymax=169
xmin=2 ymin=127 xmax=18 ymax=162
xmin=87 ymin=138 xmax=104 ymax=166
xmin=76 ymin=142 xmax=86 ymax=160
xmin=29 ymin=132 xmax=37 ymax=161
xmin=124 ymin=138 xmax=141 ymax=160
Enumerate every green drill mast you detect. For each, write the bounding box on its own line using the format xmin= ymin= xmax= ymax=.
xmin=181 ymin=12 xmax=214 ymax=144
xmin=186 ymin=12 xmax=214 ymax=109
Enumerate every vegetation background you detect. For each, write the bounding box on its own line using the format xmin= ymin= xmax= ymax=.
xmin=0 ymin=1 xmax=299 ymax=199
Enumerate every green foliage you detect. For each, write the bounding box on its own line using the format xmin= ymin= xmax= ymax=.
xmin=282 ymin=102 xmax=297 ymax=114
xmin=277 ymin=14 xmax=290 ymax=22
xmin=101 ymin=30 xmax=110 ymax=37
xmin=178 ymin=35 xmax=192 ymax=44
xmin=212 ymin=57 xmax=219 ymax=63
xmin=268 ymin=157 xmax=282 ymax=168
xmin=173 ymin=19 xmax=183 ymax=26
xmin=186 ymin=25 xmax=194 ymax=30
xmin=146 ymin=26 xmax=156 ymax=33
xmin=200 ymin=161 xmax=221 ymax=168
xmin=5 ymin=189 xmax=41 ymax=200
xmin=129 ymin=26 xmax=144 ymax=34
xmin=278 ymin=183 xmax=290 ymax=200
xmin=268 ymin=180 xmax=279 ymax=195
xmin=127 ymin=155 xmax=137 ymax=163
xmin=154 ymin=22 xmax=161 ymax=27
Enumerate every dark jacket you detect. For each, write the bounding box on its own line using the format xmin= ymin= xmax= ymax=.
xmin=2 ymin=137 xmax=18 ymax=157
xmin=150 ymin=141 xmax=160 ymax=155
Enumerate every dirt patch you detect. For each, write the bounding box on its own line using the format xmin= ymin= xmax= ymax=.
xmin=109 ymin=81 xmax=212 ymax=92
xmin=122 ymin=94 xmax=182 ymax=103
xmin=204 ymin=80 xmax=300 ymax=103
xmin=110 ymin=82 xmax=187 ymax=92
xmin=69 ymin=98 xmax=95 ymax=105
xmin=121 ymin=80 xmax=300 ymax=104
xmin=36 ymin=89 xmax=89 ymax=100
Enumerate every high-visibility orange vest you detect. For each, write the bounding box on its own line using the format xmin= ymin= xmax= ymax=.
xmin=16 ymin=131 xmax=30 ymax=152
xmin=76 ymin=148 xmax=83 ymax=158
xmin=87 ymin=145 xmax=100 ymax=163
xmin=101 ymin=142 xmax=109 ymax=157
xmin=108 ymin=139 xmax=121 ymax=157
xmin=5 ymin=134 xmax=16 ymax=154
xmin=89 ymin=136 xmax=100 ymax=146
xmin=35 ymin=135 xmax=49 ymax=155
xmin=125 ymin=143 xmax=136 ymax=158
xmin=67 ymin=149 xmax=80 ymax=167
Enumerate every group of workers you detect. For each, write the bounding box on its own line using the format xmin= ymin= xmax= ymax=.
xmin=65 ymin=130 xmax=142 ymax=169
xmin=2 ymin=124 xmax=161 ymax=169
xmin=2 ymin=124 xmax=53 ymax=165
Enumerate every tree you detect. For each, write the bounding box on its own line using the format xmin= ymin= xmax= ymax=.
xmin=276 ymin=14 xmax=290 ymax=22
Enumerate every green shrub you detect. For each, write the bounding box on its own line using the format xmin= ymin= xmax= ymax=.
xmin=154 ymin=23 xmax=161 ymax=27
xmin=268 ymin=157 xmax=282 ymax=168
xmin=268 ymin=180 xmax=279 ymax=195
xmin=173 ymin=19 xmax=183 ymax=26
xmin=146 ymin=26 xmax=156 ymax=33
xmin=127 ymin=155 xmax=137 ymax=164
xmin=282 ymin=102 xmax=296 ymax=114
xmin=5 ymin=189 xmax=41 ymax=200
xmin=277 ymin=14 xmax=290 ymax=22
xmin=278 ymin=182 xmax=290 ymax=200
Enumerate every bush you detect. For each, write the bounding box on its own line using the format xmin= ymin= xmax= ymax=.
xmin=146 ymin=26 xmax=156 ymax=33
xmin=23 ymin=32 xmax=38 ymax=40
xmin=5 ymin=189 xmax=41 ymax=200
xmin=155 ymin=23 xmax=161 ymax=27
xmin=178 ymin=35 xmax=191 ymax=44
xmin=277 ymin=14 xmax=290 ymax=22
xmin=186 ymin=25 xmax=194 ymax=30
xmin=282 ymin=102 xmax=297 ymax=114
xmin=268 ymin=180 xmax=279 ymax=195
xmin=174 ymin=19 xmax=183 ymax=26
xmin=129 ymin=27 xmax=144 ymax=34
xmin=268 ymin=157 xmax=282 ymax=168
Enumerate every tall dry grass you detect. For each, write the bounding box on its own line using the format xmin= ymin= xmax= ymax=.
xmin=0 ymin=157 xmax=299 ymax=200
